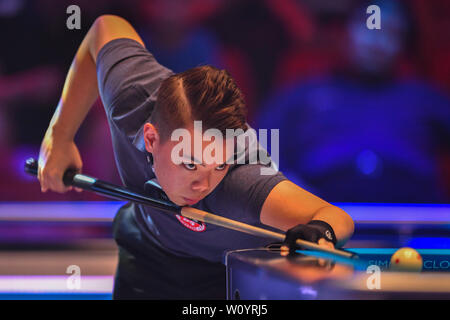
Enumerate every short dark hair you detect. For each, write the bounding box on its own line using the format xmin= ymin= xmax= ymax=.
xmin=150 ymin=65 xmax=248 ymax=142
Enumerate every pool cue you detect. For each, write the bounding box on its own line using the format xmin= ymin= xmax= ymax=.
xmin=25 ymin=158 xmax=355 ymax=259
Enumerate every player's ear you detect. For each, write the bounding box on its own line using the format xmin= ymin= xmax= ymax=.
xmin=143 ymin=122 xmax=160 ymax=153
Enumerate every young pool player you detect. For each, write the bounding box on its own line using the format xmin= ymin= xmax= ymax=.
xmin=37 ymin=15 xmax=354 ymax=299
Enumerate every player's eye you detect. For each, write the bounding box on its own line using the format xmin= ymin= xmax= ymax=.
xmin=216 ymin=164 xmax=227 ymax=171
xmin=183 ymin=163 xmax=197 ymax=171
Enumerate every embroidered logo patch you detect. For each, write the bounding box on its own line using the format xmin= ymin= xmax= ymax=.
xmin=176 ymin=214 xmax=206 ymax=232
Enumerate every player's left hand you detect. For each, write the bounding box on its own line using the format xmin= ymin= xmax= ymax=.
xmin=317 ymin=238 xmax=335 ymax=249
xmin=281 ymin=220 xmax=337 ymax=254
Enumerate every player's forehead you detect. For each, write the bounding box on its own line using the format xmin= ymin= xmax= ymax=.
xmin=167 ymin=124 xmax=236 ymax=165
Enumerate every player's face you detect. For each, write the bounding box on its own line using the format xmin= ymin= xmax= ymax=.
xmin=149 ymin=125 xmax=233 ymax=206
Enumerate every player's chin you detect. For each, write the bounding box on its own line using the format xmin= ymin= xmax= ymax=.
xmin=173 ymin=198 xmax=188 ymax=206
xmin=171 ymin=195 xmax=200 ymax=206
xmin=181 ymin=196 xmax=203 ymax=206
xmin=163 ymin=193 xmax=185 ymax=206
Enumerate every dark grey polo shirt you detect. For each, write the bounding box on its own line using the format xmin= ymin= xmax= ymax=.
xmin=97 ymin=38 xmax=286 ymax=263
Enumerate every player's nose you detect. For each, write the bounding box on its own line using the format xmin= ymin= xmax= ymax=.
xmin=191 ymin=174 xmax=210 ymax=193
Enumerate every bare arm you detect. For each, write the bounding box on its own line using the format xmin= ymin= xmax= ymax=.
xmin=39 ymin=15 xmax=144 ymax=193
xmin=260 ymin=180 xmax=354 ymax=247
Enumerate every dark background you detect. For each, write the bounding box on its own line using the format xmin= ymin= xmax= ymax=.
xmin=1 ymin=0 xmax=449 ymax=203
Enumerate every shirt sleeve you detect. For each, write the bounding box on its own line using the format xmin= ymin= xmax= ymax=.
xmin=96 ymin=38 xmax=174 ymax=146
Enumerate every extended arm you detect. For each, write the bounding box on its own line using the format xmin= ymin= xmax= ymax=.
xmin=260 ymin=180 xmax=354 ymax=247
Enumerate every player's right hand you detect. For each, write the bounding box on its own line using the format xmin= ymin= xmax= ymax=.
xmin=38 ymin=131 xmax=83 ymax=194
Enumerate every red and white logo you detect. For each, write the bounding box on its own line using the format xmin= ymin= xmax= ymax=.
xmin=175 ymin=214 xmax=206 ymax=232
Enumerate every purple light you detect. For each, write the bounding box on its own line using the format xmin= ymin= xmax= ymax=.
xmin=0 ymin=202 xmax=124 ymax=221
xmin=0 ymin=275 xmax=113 ymax=293
xmin=335 ymin=202 xmax=450 ymax=223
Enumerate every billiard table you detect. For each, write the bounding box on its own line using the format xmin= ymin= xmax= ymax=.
xmin=225 ymin=247 xmax=450 ymax=299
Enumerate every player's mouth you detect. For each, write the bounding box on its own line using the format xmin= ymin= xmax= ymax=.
xmin=183 ymin=197 xmax=200 ymax=205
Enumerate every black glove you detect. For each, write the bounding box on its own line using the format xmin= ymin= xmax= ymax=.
xmin=283 ymin=220 xmax=337 ymax=254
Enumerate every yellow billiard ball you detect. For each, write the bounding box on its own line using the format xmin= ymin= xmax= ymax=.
xmin=389 ymin=247 xmax=423 ymax=272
